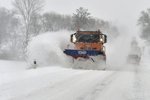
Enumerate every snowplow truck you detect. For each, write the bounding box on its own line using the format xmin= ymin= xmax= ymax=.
xmin=63 ymin=30 xmax=107 ymax=69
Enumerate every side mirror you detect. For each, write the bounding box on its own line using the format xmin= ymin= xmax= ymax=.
xmin=70 ymin=34 xmax=77 ymax=43
xmin=100 ymin=34 xmax=107 ymax=43
xmin=103 ymin=34 xmax=107 ymax=43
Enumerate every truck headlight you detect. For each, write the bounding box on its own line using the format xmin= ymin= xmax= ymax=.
xmin=100 ymin=38 xmax=103 ymax=42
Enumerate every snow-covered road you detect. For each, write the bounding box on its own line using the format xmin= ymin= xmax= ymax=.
xmin=1 ymin=60 xmax=150 ymax=100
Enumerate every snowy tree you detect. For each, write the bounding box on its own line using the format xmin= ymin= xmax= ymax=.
xmin=30 ymin=13 xmax=43 ymax=36
xmin=138 ymin=8 xmax=150 ymax=43
xmin=0 ymin=8 xmax=23 ymax=59
xmin=42 ymin=13 xmax=59 ymax=32
xmin=72 ymin=7 xmax=91 ymax=30
xmin=12 ymin=0 xmax=44 ymax=52
xmin=0 ymin=8 xmax=20 ymax=47
xmin=0 ymin=8 xmax=11 ymax=44
xmin=42 ymin=12 xmax=72 ymax=32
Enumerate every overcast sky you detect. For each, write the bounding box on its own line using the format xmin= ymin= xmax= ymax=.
xmin=0 ymin=0 xmax=150 ymax=33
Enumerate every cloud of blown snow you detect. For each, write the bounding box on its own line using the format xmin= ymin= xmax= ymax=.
xmin=27 ymin=30 xmax=71 ymax=67
xmin=106 ymin=27 xmax=148 ymax=70
xmin=106 ymin=31 xmax=131 ymax=67
xmin=27 ymin=29 xmax=149 ymax=70
xmin=27 ymin=30 xmax=132 ymax=68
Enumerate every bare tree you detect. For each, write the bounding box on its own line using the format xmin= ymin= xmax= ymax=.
xmin=138 ymin=8 xmax=150 ymax=43
xmin=0 ymin=7 xmax=23 ymax=59
xmin=30 ymin=13 xmax=43 ymax=35
xmin=13 ymin=0 xmax=44 ymax=52
xmin=42 ymin=12 xmax=72 ymax=32
xmin=72 ymin=7 xmax=91 ymax=30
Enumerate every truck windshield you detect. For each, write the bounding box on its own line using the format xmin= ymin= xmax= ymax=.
xmin=76 ymin=34 xmax=100 ymax=43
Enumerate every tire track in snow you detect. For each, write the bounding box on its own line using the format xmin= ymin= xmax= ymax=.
xmin=132 ymin=66 xmax=145 ymax=100
xmin=11 ymin=70 xmax=115 ymax=100
xmin=76 ymin=71 xmax=118 ymax=100
xmin=0 ymin=68 xmax=89 ymax=100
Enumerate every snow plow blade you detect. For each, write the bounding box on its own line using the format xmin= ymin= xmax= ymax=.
xmin=63 ymin=49 xmax=104 ymax=58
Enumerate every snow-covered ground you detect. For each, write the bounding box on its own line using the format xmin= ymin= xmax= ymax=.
xmin=1 ymin=31 xmax=150 ymax=100
xmin=1 ymin=60 xmax=150 ymax=100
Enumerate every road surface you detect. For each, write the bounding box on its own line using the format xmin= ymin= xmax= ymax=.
xmin=0 ymin=60 xmax=150 ymax=100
